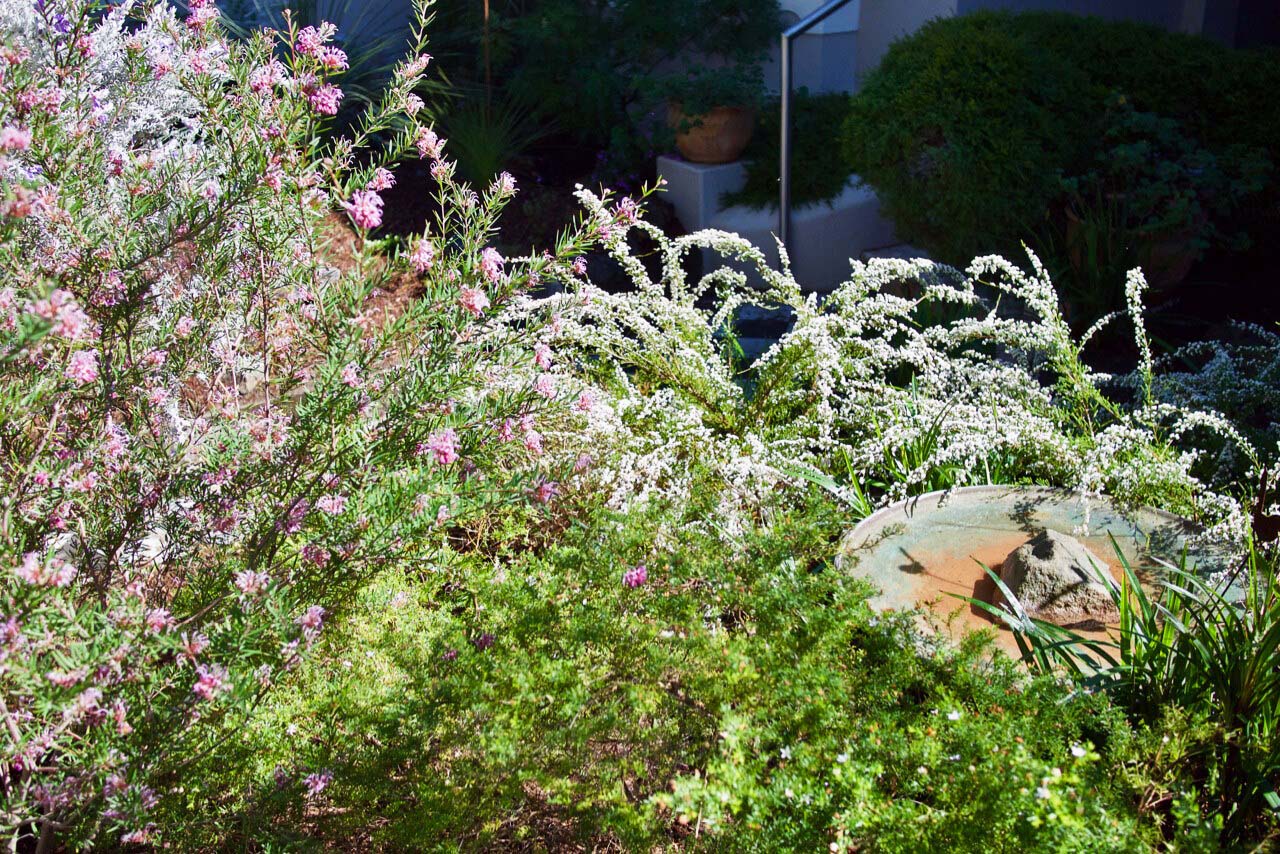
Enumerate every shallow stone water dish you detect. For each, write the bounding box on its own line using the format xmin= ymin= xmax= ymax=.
xmin=836 ymin=485 xmax=1236 ymax=656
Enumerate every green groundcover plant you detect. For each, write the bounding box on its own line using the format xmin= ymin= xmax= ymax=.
xmin=178 ymin=493 xmax=1158 ymax=851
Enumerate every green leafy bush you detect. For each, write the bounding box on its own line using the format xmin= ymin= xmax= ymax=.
xmin=1003 ymin=14 xmax=1280 ymax=160
xmin=842 ymin=12 xmax=1094 ymax=263
xmin=660 ymin=63 xmax=766 ymax=119
xmin=842 ymin=11 xmax=1277 ymax=269
xmin=184 ymin=492 xmax=1156 ymax=851
xmin=723 ymin=91 xmax=856 ymax=211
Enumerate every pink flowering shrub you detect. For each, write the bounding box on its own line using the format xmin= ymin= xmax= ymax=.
xmin=0 ymin=1 xmax=598 ymax=846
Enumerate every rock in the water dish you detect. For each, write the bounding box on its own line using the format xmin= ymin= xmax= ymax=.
xmin=1000 ymin=529 xmax=1119 ymax=627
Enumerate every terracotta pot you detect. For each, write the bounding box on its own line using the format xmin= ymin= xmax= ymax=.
xmin=668 ymin=103 xmax=755 ymax=165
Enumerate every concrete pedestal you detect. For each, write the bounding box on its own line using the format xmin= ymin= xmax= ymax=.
xmin=657 ymin=155 xmax=899 ymax=293
xmin=657 ymin=157 xmax=746 ymax=232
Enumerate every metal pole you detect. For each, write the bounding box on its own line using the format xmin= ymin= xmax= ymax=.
xmin=779 ymin=0 xmax=858 ymax=249
xmin=779 ymin=34 xmax=793 ymax=248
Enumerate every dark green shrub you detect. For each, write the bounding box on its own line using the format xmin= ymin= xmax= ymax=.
xmin=843 ymin=11 xmax=1277 ymax=268
xmin=723 ymin=91 xmax=857 ymax=211
xmin=1055 ymin=96 xmax=1270 ymax=324
xmin=842 ymin=12 xmax=1096 ymax=263
xmin=1006 ymin=14 xmax=1280 ymax=159
xmin=440 ymin=91 xmax=552 ymax=185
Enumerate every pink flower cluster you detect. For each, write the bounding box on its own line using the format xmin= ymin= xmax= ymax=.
xmin=14 ymin=553 xmax=76 ymax=587
xmin=534 ymin=373 xmax=557 ymax=399
xmin=307 ymin=84 xmax=344 ymax=116
xmin=304 ymin=769 xmax=334 ymax=797
xmin=234 ymin=570 xmax=271 ymax=598
xmin=420 ymin=427 xmax=459 ymax=466
xmin=622 ymin=564 xmax=648 ymax=588
xmin=249 ymin=60 xmax=285 ymax=94
xmin=0 ymin=0 xmax=622 ymax=835
xmin=297 ymin=605 xmax=325 ymax=642
xmin=479 ymin=247 xmax=504 ymax=283
xmin=343 ymin=190 xmax=383 ymax=230
xmin=498 ymin=414 xmax=545 ymax=456
xmin=491 ymin=172 xmax=516 ymax=197
xmin=532 ymin=480 xmax=558 ymax=504
xmin=192 ymin=664 xmax=229 ymax=701
xmin=366 ymin=168 xmax=395 ymax=191
xmin=30 ymin=288 xmax=94 ymax=341
xmin=459 ymin=285 xmax=489 ymax=318
xmin=144 ymin=608 xmax=174 ymax=634
xmin=615 ymin=197 xmax=639 ymax=225
xmin=316 ymin=494 xmax=347 ymax=515
xmin=410 ymin=238 xmax=435 ymax=274
xmin=64 ymin=350 xmax=98 ymax=385
xmin=415 ymin=127 xmax=443 ymax=160
xmin=186 ymin=0 xmax=220 ymax=29
xmin=403 ymin=53 xmax=432 ymax=78
xmin=295 ymin=23 xmax=339 ymax=57
xmin=302 ymin=543 xmax=329 ymax=567
xmin=181 ymin=632 xmax=210 ymax=663
xmin=316 ymin=47 xmax=348 ymax=71
xmin=0 ymin=125 xmax=31 ymax=151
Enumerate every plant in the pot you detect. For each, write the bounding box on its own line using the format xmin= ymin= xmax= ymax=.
xmin=506 ymin=0 xmax=780 ymax=178
xmin=722 ymin=90 xmax=856 ymax=210
xmin=661 ymin=64 xmax=764 ymax=165
xmin=1055 ymin=95 xmax=1267 ymax=322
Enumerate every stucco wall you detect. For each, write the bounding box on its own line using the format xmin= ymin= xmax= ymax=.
xmin=955 ymin=0 xmax=1188 ymax=29
xmin=780 ymin=0 xmax=862 ymax=33
xmin=855 ymin=0 xmax=958 ymax=80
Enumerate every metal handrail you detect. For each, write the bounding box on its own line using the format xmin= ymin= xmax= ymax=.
xmin=779 ymin=0 xmax=859 ymax=247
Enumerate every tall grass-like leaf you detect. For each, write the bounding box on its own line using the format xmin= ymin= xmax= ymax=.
xmin=960 ymin=535 xmax=1280 ymax=842
xmin=783 ymin=455 xmax=875 ymax=520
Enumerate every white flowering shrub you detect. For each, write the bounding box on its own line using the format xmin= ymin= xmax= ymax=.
xmin=0 ymin=1 xmax=599 ymax=846
xmin=1153 ymin=323 xmax=1280 ymax=454
xmin=520 ymin=190 xmax=1259 ymax=547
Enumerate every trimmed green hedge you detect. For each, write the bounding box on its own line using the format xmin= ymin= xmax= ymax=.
xmin=842 ymin=11 xmax=1279 ymax=265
